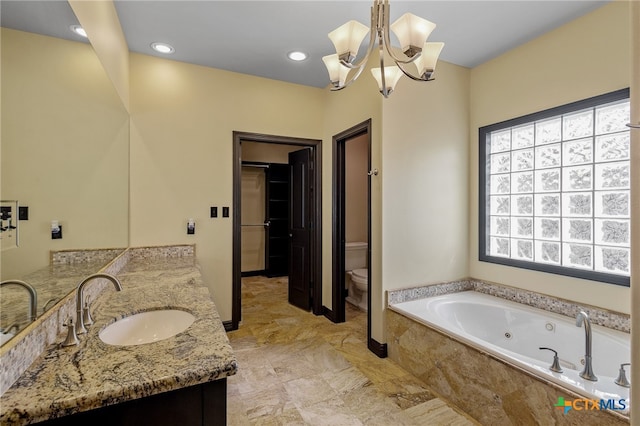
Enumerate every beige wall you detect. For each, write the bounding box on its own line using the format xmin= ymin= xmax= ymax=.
xmin=130 ymin=46 xmax=465 ymax=344
xmin=320 ymin=57 xmax=468 ymax=345
xmin=469 ymin=2 xmax=631 ymax=313
xmin=345 ymin=134 xmax=369 ymax=244
xmin=321 ymin=58 xmax=383 ymax=339
xmin=4 ymin=0 xmax=634 ymax=350
xmin=381 ymin=61 xmax=471 ymax=288
xmin=129 ymin=53 xmax=325 ymax=320
xmin=69 ymin=0 xmax=129 ymax=111
xmin=0 ymin=28 xmax=129 ymax=278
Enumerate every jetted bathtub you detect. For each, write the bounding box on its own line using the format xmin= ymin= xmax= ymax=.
xmin=389 ymin=291 xmax=631 ymax=411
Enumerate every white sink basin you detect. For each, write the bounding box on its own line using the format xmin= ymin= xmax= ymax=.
xmin=99 ymin=309 xmax=195 ymax=346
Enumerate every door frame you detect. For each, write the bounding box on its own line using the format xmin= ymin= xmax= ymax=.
xmin=232 ymin=132 xmax=322 ymax=330
xmin=330 ymin=119 xmax=373 ymax=346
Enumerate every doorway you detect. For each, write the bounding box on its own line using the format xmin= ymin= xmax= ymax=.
xmin=240 ymin=161 xmax=290 ymax=278
xmin=232 ymin=132 xmax=322 ymax=330
xmin=331 ymin=119 xmax=379 ymax=355
xmin=240 ymin=162 xmax=268 ymax=277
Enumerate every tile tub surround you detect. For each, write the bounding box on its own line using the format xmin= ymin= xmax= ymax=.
xmin=0 ymin=252 xmax=237 ymax=425
xmin=386 ymin=309 xmax=629 ymax=425
xmin=0 ymin=249 xmax=128 ymax=395
xmin=387 ymin=279 xmax=630 ymax=333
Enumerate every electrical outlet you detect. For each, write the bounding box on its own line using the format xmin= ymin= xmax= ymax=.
xmin=19 ymin=206 xmax=29 ymax=220
xmin=222 ymin=207 xmax=229 ymax=218
xmin=52 ymin=225 xmax=62 ymax=239
xmin=210 ymin=207 xmax=218 ymax=218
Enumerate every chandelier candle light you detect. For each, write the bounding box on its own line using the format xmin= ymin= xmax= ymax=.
xmin=322 ymin=0 xmax=444 ymax=97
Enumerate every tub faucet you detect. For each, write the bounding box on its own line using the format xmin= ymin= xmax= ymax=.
xmin=75 ymin=273 xmax=122 ymax=335
xmin=1 ymin=280 xmax=38 ymax=322
xmin=539 ymin=347 xmax=563 ymax=373
xmin=575 ymin=310 xmax=597 ymax=381
xmin=615 ymin=363 xmax=631 ymax=387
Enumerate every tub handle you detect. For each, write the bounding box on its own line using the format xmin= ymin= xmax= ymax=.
xmin=615 ymin=363 xmax=631 ymax=388
xmin=539 ymin=347 xmax=563 ymax=373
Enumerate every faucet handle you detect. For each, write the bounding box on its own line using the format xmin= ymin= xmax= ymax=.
xmin=82 ymin=298 xmax=94 ymax=327
xmin=62 ymin=317 xmax=79 ymax=347
xmin=615 ymin=363 xmax=631 ymax=388
xmin=539 ymin=347 xmax=563 ymax=373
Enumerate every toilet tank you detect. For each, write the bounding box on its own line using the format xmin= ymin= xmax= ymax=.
xmin=345 ymin=242 xmax=368 ymax=271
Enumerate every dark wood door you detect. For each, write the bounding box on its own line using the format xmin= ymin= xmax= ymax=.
xmin=265 ymin=164 xmax=290 ymax=277
xmin=288 ymin=148 xmax=312 ymax=311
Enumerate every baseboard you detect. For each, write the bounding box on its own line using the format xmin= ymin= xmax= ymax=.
xmin=322 ymin=305 xmax=337 ymax=323
xmin=223 ymin=321 xmax=237 ymax=332
xmin=368 ymin=338 xmax=387 ymax=358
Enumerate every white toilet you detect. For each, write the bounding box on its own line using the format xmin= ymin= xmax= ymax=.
xmin=345 ymin=241 xmax=368 ymax=312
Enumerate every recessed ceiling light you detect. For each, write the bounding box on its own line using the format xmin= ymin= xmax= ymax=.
xmin=151 ymin=42 xmax=175 ymax=54
xmin=287 ymin=51 xmax=308 ymax=61
xmin=69 ymin=25 xmax=87 ymax=38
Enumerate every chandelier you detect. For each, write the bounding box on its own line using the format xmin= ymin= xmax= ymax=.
xmin=322 ymin=0 xmax=444 ymax=98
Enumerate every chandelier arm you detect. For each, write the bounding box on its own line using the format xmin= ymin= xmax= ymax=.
xmin=340 ymin=2 xmax=379 ymax=70
xmin=333 ymin=1 xmax=383 ymax=91
xmin=394 ymin=60 xmax=434 ymax=82
xmin=378 ymin=27 xmax=389 ymax=98
xmin=380 ymin=0 xmax=421 ymax=65
xmin=325 ymin=0 xmax=440 ymax=97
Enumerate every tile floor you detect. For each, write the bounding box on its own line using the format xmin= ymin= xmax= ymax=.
xmin=226 ymin=276 xmax=479 ymax=425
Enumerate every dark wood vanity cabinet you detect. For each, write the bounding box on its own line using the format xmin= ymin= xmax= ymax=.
xmin=35 ymin=379 xmax=226 ymax=426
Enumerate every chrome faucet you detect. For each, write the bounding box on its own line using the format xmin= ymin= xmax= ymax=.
xmin=576 ymin=310 xmax=597 ymax=381
xmin=75 ymin=273 xmax=122 ymax=335
xmin=1 ymin=280 xmax=38 ymax=322
xmin=615 ymin=363 xmax=631 ymax=387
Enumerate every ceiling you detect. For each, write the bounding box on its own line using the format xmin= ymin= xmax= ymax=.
xmin=1 ymin=0 xmax=609 ymax=88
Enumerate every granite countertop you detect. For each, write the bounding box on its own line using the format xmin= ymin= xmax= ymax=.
xmin=0 ymin=257 xmax=117 ymax=331
xmin=0 ymin=256 xmax=237 ymax=425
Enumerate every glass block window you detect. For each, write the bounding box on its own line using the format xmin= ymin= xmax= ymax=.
xmin=479 ymin=89 xmax=630 ymax=286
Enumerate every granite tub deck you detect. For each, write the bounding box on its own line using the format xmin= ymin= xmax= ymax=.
xmin=386 ymin=280 xmax=629 ymax=425
xmin=0 ymin=254 xmax=237 ymax=425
